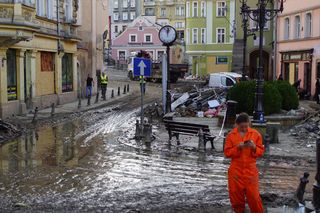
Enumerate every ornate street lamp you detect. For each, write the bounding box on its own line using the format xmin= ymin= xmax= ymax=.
xmin=240 ymin=0 xmax=284 ymax=122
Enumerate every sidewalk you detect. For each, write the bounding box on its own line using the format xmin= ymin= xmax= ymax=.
xmin=15 ymin=84 xmax=134 ymax=122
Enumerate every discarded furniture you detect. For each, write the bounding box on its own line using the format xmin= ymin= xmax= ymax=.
xmin=163 ymin=119 xmax=215 ymax=150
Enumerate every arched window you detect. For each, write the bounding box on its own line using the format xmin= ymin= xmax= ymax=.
xmin=284 ymin=17 xmax=290 ymax=40
xmin=305 ymin=13 xmax=312 ymax=37
xmin=294 ymin=16 xmax=300 ymax=39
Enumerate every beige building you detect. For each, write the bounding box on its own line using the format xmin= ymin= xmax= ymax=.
xmin=276 ymin=1 xmax=320 ymax=97
xmin=77 ymin=0 xmax=109 ymax=96
xmin=0 ymin=0 xmax=80 ymax=119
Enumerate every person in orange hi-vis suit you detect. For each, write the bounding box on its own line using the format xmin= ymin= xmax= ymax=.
xmin=224 ymin=113 xmax=265 ymax=213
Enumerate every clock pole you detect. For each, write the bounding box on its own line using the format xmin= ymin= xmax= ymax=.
xmin=166 ymin=45 xmax=171 ymax=113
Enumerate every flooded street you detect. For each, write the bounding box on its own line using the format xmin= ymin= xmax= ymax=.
xmin=0 ymin=85 xmax=317 ymax=212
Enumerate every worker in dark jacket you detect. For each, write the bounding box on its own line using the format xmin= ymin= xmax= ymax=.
xmin=100 ymin=72 xmax=108 ymax=100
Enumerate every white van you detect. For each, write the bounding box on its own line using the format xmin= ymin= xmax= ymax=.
xmin=208 ymin=72 xmax=244 ymax=88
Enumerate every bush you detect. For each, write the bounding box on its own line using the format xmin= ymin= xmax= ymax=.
xmin=272 ymin=81 xmax=299 ymax=111
xmin=227 ymin=81 xmax=282 ymax=115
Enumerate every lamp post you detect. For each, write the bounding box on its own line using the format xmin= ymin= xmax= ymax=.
xmin=239 ymin=0 xmax=284 ymax=123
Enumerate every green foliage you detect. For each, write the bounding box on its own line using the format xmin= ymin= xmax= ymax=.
xmin=272 ymin=81 xmax=299 ymax=110
xmin=227 ymin=81 xmax=282 ymax=115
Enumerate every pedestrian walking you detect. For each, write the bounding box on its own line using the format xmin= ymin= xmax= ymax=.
xmin=86 ymin=74 xmax=94 ymax=98
xmin=100 ymin=72 xmax=108 ymax=100
xmin=315 ymin=79 xmax=320 ymax=104
xmin=140 ymin=75 xmax=146 ymax=95
xmin=224 ymin=113 xmax=265 ymax=213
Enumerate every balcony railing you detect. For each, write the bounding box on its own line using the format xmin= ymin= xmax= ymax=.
xmin=0 ymin=0 xmax=35 ymax=7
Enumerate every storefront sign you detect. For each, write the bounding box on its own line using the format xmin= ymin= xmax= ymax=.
xmin=7 ymin=86 xmax=17 ymax=101
xmin=216 ymin=56 xmax=228 ymax=64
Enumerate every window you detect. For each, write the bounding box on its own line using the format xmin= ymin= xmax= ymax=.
xmin=130 ymin=12 xmax=135 ymax=20
xmin=144 ymin=34 xmax=152 ymax=43
xmin=201 ymin=1 xmax=206 ymax=17
xmin=62 ymin=53 xmax=73 ymax=93
xmin=186 ymin=28 xmax=190 ymax=44
xmin=145 ymin=8 xmax=155 ymax=16
xmin=186 ymin=2 xmax=190 ymax=17
xmin=123 ymin=12 xmax=128 ymax=20
xmin=36 ymin=0 xmax=56 ymax=19
xmin=294 ymin=16 xmax=300 ymax=39
xmin=192 ymin=28 xmax=198 ymax=44
xmin=284 ymin=18 xmax=290 ymax=40
xmin=65 ymin=0 xmax=73 ymax=22
xmin=217 ymin=28 xmax=225 ymax=43
xmin=41 ymin=52 xmax=54 ymax=72
xmin=160 ymin=8 xmax=166 ymax=17
xmin=115 ymin=25 xmax=118 ymax=33
xmin=201 ymin=28 xmax=206 ymax=43
xmin=176 ymin=6 xmax=184 ymax=16
xmin=305 ymin=13 xmax=312 ymax=37
xmin=114 ymin=0 xmax=118 ymax=8
xmin=123 ymin=0 xmax=128 ymax=8
xmin=139 ymin=26 xmax=143 ymax=31
xmin=130 ymin=0 xmax=135 ymax=7
xmin=157 ymin=51 xmax=165 ymax=61
xmin=114 ymin=13 xmax=119 ymax=21
xmin=192 ymin=2 xmax=198 ymax=17
xmin=122 ymin=25 xmax=127 ymax=31
xmin=6 ymin=49 xmax=17 ymax=101
xmin=221 ymin=76 xmax=234 ymax=87
xmin=129 ymin=34 xmax=137 ymax=42
xmin=118 ymin=51 xmax=126 ymax=61
xmin=175 ymin=22 xmax=184 ymax=28
xmin=217 ymin=1 xmax=226 ymax=17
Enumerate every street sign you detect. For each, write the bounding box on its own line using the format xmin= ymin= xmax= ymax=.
xmin=133 ymin=57 xmax=151 ymax=77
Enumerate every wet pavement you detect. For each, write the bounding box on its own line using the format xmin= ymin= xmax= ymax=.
xmin=0 ymin=83 xmax=317 ymax=212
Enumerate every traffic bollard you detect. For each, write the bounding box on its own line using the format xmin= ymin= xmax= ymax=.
xmin=127 ymin=84 xmax=130 ymax=92
xmin=118 ymin=87 xmax=121 ymax=96
xmin=78 ymin=97 xmax=81 ymax=109
xmin=111 ymin=89 xmax=114 ymax=98
xmin=51 ymin=103 xmax=55 ymax=117
xmin=123 ymin=85 xmax=126 ymax=94
xmin=296 ymin=172 xmax=310 ymax=204
xmin=32 ymin=107 xmax=39 ymax=124
xmin=95 ymin=91 xmax=99 ymax=104
xmin=87 ymin=95 xmax=91 ymax=106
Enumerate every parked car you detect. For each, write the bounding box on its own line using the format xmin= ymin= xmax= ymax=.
xmin=208 ymin=72 xmax=248 ymax=88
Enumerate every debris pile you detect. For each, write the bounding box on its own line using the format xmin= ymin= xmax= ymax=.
xmin=171 ymin=86 xmax=227 ymax=118
xmin=0 ymin=119 xmax=21 ymax=143
xmin=290 ymin=111 xmax=320 ymax=147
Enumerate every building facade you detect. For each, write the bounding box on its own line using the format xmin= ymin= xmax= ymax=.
xmin=232 ymin=0 xmax=275 ymax=80
xmin=185 ymin=0 xmax=235 ymax=76
xmin=111 ymin=16 xmax=166 ymax=62
xmin=276 ymin=0 xmax=320 ymax=97
xmin=142 ymin=0 xmax=186 ymax=40
xmin=77 ymin=0 xmax=109 ymax=96
xmin=109 ymin=0 xmax=142 ymax=40
xmin=0 ymin=0 xmax=80 ymax=119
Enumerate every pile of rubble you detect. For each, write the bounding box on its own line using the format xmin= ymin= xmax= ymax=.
xmin=0 ymin=119 xmax=21 ymax=144
xmin=290 ymin=111 xmax=320 ymax=146
xmin=171 ymin=86 xmax=226 ymax=118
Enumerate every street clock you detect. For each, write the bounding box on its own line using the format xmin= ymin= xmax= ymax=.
xmin=159 ymin=25 xmax=177 ymax=46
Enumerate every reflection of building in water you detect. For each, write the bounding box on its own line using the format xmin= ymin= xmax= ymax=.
xmin=0 ymin=122 xmax=83 ymax=173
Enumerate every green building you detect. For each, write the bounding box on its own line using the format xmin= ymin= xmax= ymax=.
xmin=232 ymin=0 xmax=275 ymax=80
xmin=185 ymin=0 xmax=236 ymax=76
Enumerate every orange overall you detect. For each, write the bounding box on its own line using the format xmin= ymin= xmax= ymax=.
xmin=224 ymin=127 xmax=265 ymax=213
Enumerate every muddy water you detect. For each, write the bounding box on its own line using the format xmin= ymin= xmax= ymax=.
xmin=0 ymin=104 xmax=317 ymax=212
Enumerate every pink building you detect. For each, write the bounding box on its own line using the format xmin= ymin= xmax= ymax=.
xmin=111 ymin=16 xmax=166 ymax=63
xmin=276 ymin=1 xmax=320 ymax=97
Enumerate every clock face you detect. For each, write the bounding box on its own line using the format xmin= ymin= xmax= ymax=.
xmin=159 ymin=25 xmax=177 ymax=45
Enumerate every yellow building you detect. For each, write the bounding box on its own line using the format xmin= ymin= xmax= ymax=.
xmin=142 ymin=0 xmax=185 ymax=40
xmin=0 ymin=0 xmax=80 ymax=119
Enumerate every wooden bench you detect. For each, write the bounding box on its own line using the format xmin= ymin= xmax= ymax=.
xmin=163 ymin=119 xmax=215 ymax=149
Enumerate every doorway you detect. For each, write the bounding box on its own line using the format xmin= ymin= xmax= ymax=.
xmin=6 ymin=49 xmax=17 ymax=101
xmin=24 ymin=51 xmax=32 ymax=109
xmin=249 ymin=50 xmax=270 ymax=80
xmin=304 ymin=62 xmax=312 ymax=96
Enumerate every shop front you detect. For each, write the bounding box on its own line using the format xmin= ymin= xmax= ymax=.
xmin=280 ymin=49 xmax=313 ymax=97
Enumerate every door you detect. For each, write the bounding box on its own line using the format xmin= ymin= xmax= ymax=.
xmin=62 ymin=54 xmax=73 ymax=92
xmin=304 ymin=63 xmax=312 ymax=96
xmin=284 ymin=63 xmax=290 ymax=81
